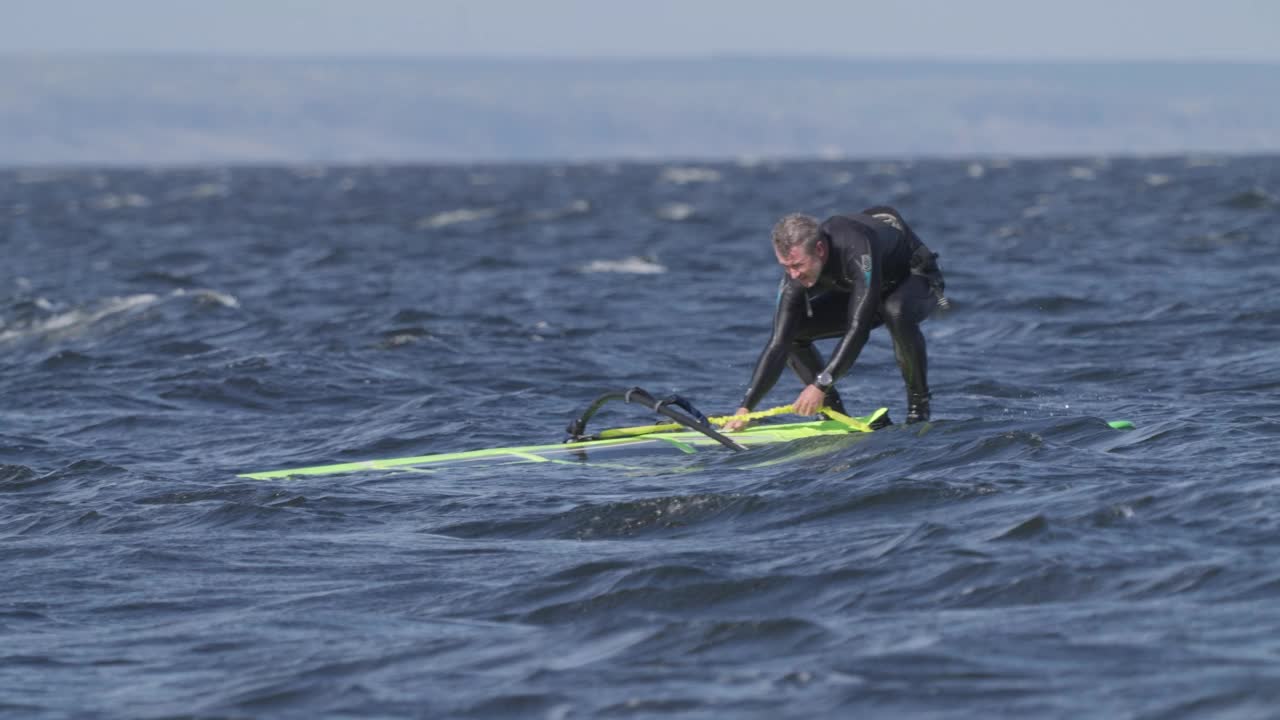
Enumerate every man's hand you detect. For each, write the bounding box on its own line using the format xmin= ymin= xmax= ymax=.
xmin=721 ymin=407 xmax=752 ymax=432
xmin=793 ymin=384 xmax=828 ymax=416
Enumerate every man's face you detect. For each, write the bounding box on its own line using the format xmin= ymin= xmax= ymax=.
xmin=775 ymin=240 xmax=827 ymax=287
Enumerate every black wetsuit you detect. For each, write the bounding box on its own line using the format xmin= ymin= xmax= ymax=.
xmin=739 ymin=207 xmax=944 ymax=422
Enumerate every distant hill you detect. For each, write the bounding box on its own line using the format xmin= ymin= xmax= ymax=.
xmin=1 ymin=55 xmax=1277 ymax=165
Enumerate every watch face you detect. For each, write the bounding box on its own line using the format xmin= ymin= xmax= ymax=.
xmin=816 ymin=372 xmax=833 ymax=388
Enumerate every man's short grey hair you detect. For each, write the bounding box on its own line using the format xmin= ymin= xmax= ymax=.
xmin=771 ymin=213 xmax=823 ymax=255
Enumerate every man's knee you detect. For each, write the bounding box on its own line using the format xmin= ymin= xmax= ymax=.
xmin=881 ymin=295 xmax=915 ymax=331
xmin=885 ymin=279 xmax=935 ymax=328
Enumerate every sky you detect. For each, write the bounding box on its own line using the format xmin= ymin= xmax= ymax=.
xmin=3 ymin=0 xmax=1279 ymax=61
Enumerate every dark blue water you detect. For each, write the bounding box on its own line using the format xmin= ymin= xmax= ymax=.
xmin=3 ymin=157 xmax=1279 ymax=718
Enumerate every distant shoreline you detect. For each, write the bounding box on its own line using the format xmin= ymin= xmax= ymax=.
xmin=3 ymin=55 xmax=1277 ymax=165
xmin=7 ymin=152 xmax=1279 ymax=174
xmin=3 ymin=51 xmax=1278 ymax=65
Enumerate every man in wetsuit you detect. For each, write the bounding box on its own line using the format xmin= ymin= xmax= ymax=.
xmin=724 ymin=207 xmax=945 ymax=429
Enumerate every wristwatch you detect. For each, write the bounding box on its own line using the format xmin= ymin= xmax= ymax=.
xmin=815 ymin=371 xmax=834 ymax=392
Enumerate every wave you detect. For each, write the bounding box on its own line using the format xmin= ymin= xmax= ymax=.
xmin=0 ymin=293 xmax=159 ymax=343
xmin=527 ymin=199 xmax=591 ymax=222
xmin=417 ymin=208 xmax=499 ymax=228
xmin=1222 ymin=188 xmax=1275 ymax=209
xmin=0 ymin=288 xmax=240 ymax=344
xmin=515 ymin=570 xmax=814 ymax=625
xmin=659 ymin=166 xmax=722 ymax=185
xmin=0 ymin=460 xmax=128 ymax=496
xmin=0 ymin=463 xmax=38 ymax=488
xmin=170 ymin=182 xmax=229 ymax=200
xmin=577 ymin=257 xmax=667 ymax=274
xmin=438 ymin=492 xmax=763 ymax=541
xmin=37 ymin=349 xmax=96 ymax=369
xmin=656 ymin=202 xmax=696 ymax=221
xmin=378 ymin=327 xmax=431 ymax=349
xmin=88 ymin=193 xmax=151 ymax=210
xmin=621 ymin=617 xmax=831 ymax=663
xmin=175 ymin=288 xmax=240 ymax=309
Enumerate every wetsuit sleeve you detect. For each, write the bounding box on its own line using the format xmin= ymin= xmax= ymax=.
xmin=739 ymin=279 xmax=805 ymax=410
xmin=821 ymin=238 xmax=881 ymax=381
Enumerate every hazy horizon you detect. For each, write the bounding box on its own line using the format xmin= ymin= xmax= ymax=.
xmin=3 ymin=54 xmax=1278 ymax=166
xmin=6 ymin=1 xmax=1279 ymax=62
xmin=8 ymin=50 xmax=1280 ymax=64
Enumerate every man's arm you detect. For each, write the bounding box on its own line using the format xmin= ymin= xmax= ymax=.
xmin=737 ymin=279 xmax=805 ymax=412
xmin=819 ymin=241 xmax=881 ymax=383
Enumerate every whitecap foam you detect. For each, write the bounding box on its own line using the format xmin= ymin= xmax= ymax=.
xmin=0 ymin=288 xmax=242 ymax=344
xmin=656 ymin=203 xmax=695 ymax=221
xmin=968 ymin=163 xmax=986 ymax=179
xmin=418 ymin=208 xmax=499 ymax=229
xmin=529 ymin=200 xmax=591 ymax=222
xmin=89 ymin=193 xmax=152 ymax=210
xmin=90 ymin=293 xmax=159 ymax=317
xmin=1144 ymin=173 xmax=1173 ymax=187
xmin=579 ymin=257 xmax=668 ymax=274
xmin=659 ymin=167 xmax=722 ymax=185
xmin=175 ymin=183 xmax=229 ymax=200
xmin=382 ymin=333 xmax=423 ymax=348
xmin=1068 ymin=166 xmax=1097 ymax=181
xmin=175 ymin=288 xmax=241 ymax=309
xmin=0 ymin=293 xmax=160 ymax=343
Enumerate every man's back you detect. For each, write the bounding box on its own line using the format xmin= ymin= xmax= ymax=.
xmin=799 ymin=213 xmax=913 ymax=295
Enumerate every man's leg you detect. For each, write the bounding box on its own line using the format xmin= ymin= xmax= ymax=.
xmin=882 ymin=276 xmax=935 ymax=423
xmin=787 ymin=341 xmax=848 ymax=414
xmin=786 ymin=291 xmax=852 ymax=415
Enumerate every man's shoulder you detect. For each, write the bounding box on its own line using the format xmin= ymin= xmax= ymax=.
xmin=825 ymin=211 xmax=906 ymax=247
xmin=822 ymin=212 xmax=880 ymax=231
xmin=820 ymin=214 xmax=877 ymax=248
xmin=820 ymin=214 xmax=858 ymax=231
